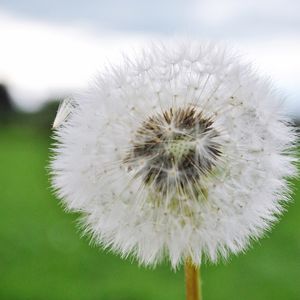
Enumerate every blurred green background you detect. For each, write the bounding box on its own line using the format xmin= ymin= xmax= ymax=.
xmin=0 ymin=90 xmax=299 ymax=300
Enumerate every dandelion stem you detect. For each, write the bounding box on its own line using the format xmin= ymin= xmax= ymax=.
xmin=184 ymin=257 xmax=202 ymax=300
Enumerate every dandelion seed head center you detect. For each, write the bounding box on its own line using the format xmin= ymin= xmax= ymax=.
xmin=125 ymin=106 xmax=222 ymax=194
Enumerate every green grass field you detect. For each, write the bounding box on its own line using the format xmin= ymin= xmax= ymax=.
xmin=1 ymin=124 xmax=300 ymax=300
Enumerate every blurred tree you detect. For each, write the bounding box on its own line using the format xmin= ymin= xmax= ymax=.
xmin=0 ymin=84 xmax=14 ymax=124
xmin=30 ymin=100 xmax=60 ymax=133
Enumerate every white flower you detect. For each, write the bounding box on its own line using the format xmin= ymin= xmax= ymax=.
xmin=51 ymin=42 xmax=297 ymax=268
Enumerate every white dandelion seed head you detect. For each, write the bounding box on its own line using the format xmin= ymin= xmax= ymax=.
xmin=51 ymin=41 xmax=297 ymax=268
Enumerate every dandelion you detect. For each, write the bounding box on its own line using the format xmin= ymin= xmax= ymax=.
xmin=50 ymin=42 xmax=297 ymax=300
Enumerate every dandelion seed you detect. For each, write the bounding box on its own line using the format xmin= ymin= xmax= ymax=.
xmin=52 ymin=97 xmax=77 ymax=129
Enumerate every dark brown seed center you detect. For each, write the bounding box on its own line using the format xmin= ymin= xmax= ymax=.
xmin=124 ymin=106 xmax=221 ymax=195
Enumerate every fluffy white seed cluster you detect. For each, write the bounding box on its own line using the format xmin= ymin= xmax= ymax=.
xmin=51 ymin=42 xmax=297 ymax=268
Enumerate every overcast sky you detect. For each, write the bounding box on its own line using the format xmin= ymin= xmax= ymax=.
xmin=0 ymin=0 xmax=299 ymax=117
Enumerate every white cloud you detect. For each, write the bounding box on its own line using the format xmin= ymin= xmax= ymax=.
xmin=0 ymin=11 xmax=158 ymax=110
xmin=0 ymin=9 xmax=299 ymax=116
xmin=237 ymin=38 xmax=300 ymax=117
xmin=191 ymin=0 xmax=300 ymax=29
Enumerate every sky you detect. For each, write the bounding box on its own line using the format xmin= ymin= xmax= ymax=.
xmin=0 ymin=0 xmax=299 ymax=117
